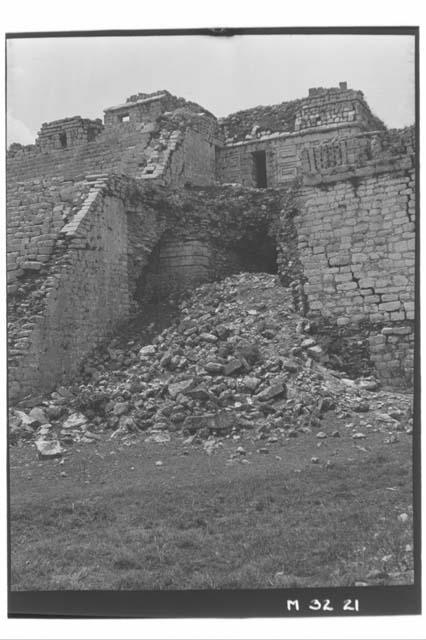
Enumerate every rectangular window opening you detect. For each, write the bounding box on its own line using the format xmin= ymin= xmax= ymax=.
xmin=253 ymin=150 xmax=267 ymax=188
xmin=59 ymin=132 xmax=67 ymax=148
xmin=87 ymin=128 xmax=96 ymax=142
xmin=119 ymin=114 xmax=130 ymax=123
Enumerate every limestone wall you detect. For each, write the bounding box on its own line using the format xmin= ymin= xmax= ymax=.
xmin=294 ymin=86 xmax=384 ymax=132
xmin=8 ymin=180 xmax=295 ymax=402
xmin=8 ymin=176 xmax=166 ymax=401
xmin=6 ymin=177 xmax=91 ymax=295
xmin=297 ymin=129 xmax=416 ymax=386
xmin=6 ymin=128 xmax=153 ymax=182
xmin=37 ymin=116 xmax=104 ymax=151
xmin=217 ymin=124 xmax=363 ymax=187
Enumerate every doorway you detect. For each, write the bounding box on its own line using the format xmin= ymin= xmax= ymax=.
xmin=252 ymin=150 xmax=268 ymax=188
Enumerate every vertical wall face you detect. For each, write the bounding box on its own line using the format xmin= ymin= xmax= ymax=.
xmin=104 ymin=96 xmax=165 ymax=129
xmin=37 ymin=117 xmax=104 ymax=151
xmin=217 ymin=84 xmax=383 ymax=188
xmin=216 ymin=126 xmax=364 ymax=187
xmin=294 ymin=87 xmax=382 ymax=132
xmin=142 ymin=238 xmax=212 ymax=299
xmin=182 ymin=129 xmax=217 ymax=185
xmin=297 ymin=161 xmax=415 ymax=386
xmin=8 ymin=190 xmax=132 ymax=400
xmin=6 ymin=178 xmax=92 ymax=294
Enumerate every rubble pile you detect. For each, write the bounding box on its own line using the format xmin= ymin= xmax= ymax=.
xmin=9 ymin=273 xmax=413 ymax=454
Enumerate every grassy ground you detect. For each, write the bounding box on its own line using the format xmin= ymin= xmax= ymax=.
xmin=9 ymin=414 xmax=414 ymax=591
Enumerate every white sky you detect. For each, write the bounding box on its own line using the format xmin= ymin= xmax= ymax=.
xmin=7 ymin=33 xmax=415 ymax=145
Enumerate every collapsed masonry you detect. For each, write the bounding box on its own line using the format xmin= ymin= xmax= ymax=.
xmin=7 ymin=83 xmax=416 ymax=401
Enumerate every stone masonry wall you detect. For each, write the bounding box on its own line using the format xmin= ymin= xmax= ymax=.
xmin=37 ymin=117 xmax=104 ymax=151
xmin=217 ymin=124 xmax=363 ymax=187
xmin=8 ymin=176 xmax=167 ymax=402
xmin=217 ymin=83 xmax=384 ymax=188
xmin=6 ymin=178 xmax=92 ymax=295
xmin=294 ymin=86 xmax=385 ymax=132
xmin=8 ymin=180 xmax=296 ymax=402
xmin=296 ymin=130 xmax=415 ymax=386
xmin=6 ymin=128 xmax=153 ymax=182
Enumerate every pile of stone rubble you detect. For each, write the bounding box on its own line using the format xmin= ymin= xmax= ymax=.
xmin=9 ymin=273 xmax=413 ymax=458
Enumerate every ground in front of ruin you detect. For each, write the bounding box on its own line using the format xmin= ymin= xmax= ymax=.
xmin=9 ymin=413 xmax=413 ymax=591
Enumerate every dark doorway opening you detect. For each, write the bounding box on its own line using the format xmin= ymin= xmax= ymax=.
xmin=233 ymin=234 xmax=277 ymax=274
xmin=253 ymin=150 xmax=267 ymax=188
xmin=59 ymin=132 xmax=67 ymax=148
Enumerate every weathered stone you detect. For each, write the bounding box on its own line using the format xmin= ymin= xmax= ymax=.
xmin=35 ymin=439 xmax=63 ymax=459
xmin=204 ymin=362 xmax=224 ymax=375
xmin=112 ymin=402 xmax=130 ymax=417
xmin=145 ymin=432 xmax=171 ymax=443
xmin=358 ymin=378 xmax=379 ymax=391
xmin=46 ymin=405 xmax=63 ymax=420
xmin=160 ymin=352 xmax=172 ymax=368
xmin=215 ymin=324 xmax=231 ymax=339
xmin=224 ymin=358 xmax=244 ymax=376
xmin=301 ymin=338 xmax=316 ymax=349
xmin=168 ymin=379 xmax=195 ymax=399
xmin=199 ymin=333 xmax=218 ymax=344
xmin=14 ymin=410 xmax=35 ymax=428
xmin=28 ymin=407 xmax=49 ymax=425
xmin=22 ymin=261 xmax=43 ymax=271
xmin=139 ymin=345 xmax=156 ymax=357
xmin=307 ymin=345 xmax=325 ymax=361
xmin=187 ymin=386 xmax=210 ymax=401
xmin=255 ymin=383 xmax=287 ymax=402
xmin=62 ymin=412 xmax=88 ymax=429
xmin=242 ymin=376 xmax=261 ymax=392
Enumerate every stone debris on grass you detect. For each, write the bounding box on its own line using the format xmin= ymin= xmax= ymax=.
xmin=62 ymin=412 xmax=88 ymax=430
xmin=398 ymin=513 xmax=409 ymax=523
xmin=144 ymin=432 xmax=171 ymax=444
xmin=9 ymin=273 xmax=413 ymax=455
xmin=139 ymin=344 xmax=156 ymax=357
xmin=28 ymin=407 xmax=49 ymax=425
xmin=35 ymin=439 xmax=63 ymax=459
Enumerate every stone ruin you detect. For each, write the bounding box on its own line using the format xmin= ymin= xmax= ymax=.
xmin=6 ymin=82 xmax=416 ymax=402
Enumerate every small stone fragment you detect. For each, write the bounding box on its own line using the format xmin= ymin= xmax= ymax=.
xmin=35 ymin=439 xmax=63 ymax=459
xmin=255 ymin=383 xmax=286 ymax=402
xmin=63 ymin=412 xmax=88 ymax=429
xmin=224 ymin=358 xmax=244 ymax=376
xmin=139 ymin=344 xmax=156 ymax=357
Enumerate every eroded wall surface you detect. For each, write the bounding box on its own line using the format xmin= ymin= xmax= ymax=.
xmin=297 ymin=129 xmax=416 ymax=385
xmin=8 ymin=177 xmax=167 ymax=401
xmin=7 ymin=179 xmax=294 ymax=401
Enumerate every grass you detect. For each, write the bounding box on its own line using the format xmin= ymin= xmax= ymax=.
xmin=9 ymin=432 xmax=414 ymax=590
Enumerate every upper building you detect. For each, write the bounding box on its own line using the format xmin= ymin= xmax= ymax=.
xmin=7 ymin=82 xmax=386 ymax=188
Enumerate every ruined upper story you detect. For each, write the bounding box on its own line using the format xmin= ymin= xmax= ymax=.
xmin=6 ymin=82 xmax=407 ymax=189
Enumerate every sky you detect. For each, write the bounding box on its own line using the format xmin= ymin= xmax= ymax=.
xmin=7 ymin=33 xmax=415 ymax=145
